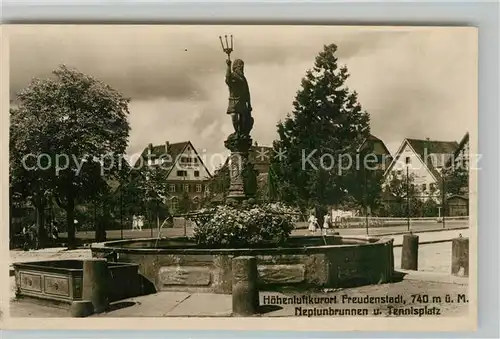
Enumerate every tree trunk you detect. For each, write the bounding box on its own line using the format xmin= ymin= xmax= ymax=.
xmin=66 ymin=194 xmax=76 ymax=249
xmin=34 ymin=193 xmax=47 ymax=249
xmin=95 ymin=200 xmax=107 ymax=242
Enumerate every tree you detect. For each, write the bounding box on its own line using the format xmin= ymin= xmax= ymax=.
xmin=205 ymin=163 xmax=230 ymax=205
xmin=10 ymin=106 xmax=53 ymax=246
xmin=119 ymin=165 xmax=170 ymax=229
xmin=440 ymin=166 xmax=469 ymax=197
xmin=422 ymin=197 xmax=438 ymax=217
xmin=10 ymin=65 xmax=130 ymax=248
xmin=271 ymin=44 xmax=371 ymax=221
xmin=343 ymin=140 xmax=385 ymax=215
xmin=381 ymin=171 xmax=420 ymax=217
xmin=178 ymin=192 xmax=192 ymax=214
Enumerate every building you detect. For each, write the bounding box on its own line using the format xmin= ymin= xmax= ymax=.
xmin=134 ymin=141 xmax=212 ymax=212
xmin=248 ymin=144 xmax=274 ymax=175
xmin=383 ymin=137 xmax=459 ymax=200
xmin=446 ymin=195 xmax=469 ymax=216
xmin=207 ymin=142 xmax=273 ymax=203
xmin=447 ymin=132 xmax=470 ymax=171
xmin=357 ymin=134 xmax=393 ymax=171
xmin=444 ymin=131 xmax=470 ymax=198
xmin=217 ymin=143 xmax=273 ymax=176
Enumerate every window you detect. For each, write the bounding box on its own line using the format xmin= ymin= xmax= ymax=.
xmin=181 ymin=157 xmax=195 ymax=163
xmin=183 ymin=184 xmax=189 ymax=192
xmin=177 ymin=170 xmax=187 ymax=177
xmin=405 ymin=157 xmax=411 ymax=165
xmin=196 ymin=184 xmax=202 ymax=192
xmin=205 ymin=185 xmax=210 ymax=192
xmin=422 ymin=183 xmax=427 ymax=191
xmin=170 ymin=197 xmax=178 ymax=211
xmin=396 ymin=170 xmax=402 ymax=175
xmin=194 ymin=170 xmax=200 ymax=177
xmin=169 ymin=184 xmax=176 ymax=193
xmin=430 ymin=183 xmax=436 ymax=191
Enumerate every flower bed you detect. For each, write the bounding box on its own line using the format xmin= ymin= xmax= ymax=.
xmin=190 ymin=203 xmax=299 ymax=247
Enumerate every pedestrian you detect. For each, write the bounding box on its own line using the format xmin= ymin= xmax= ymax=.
xmin=307 ymin=214 xmax=318 ymax=234
xmin=132 ymin=215 xmax=138 ymax=230
xmin=22 ymin=226 xmax=29 ymax=251
xmin=137 ymin=215 xmax=144 ymax=231
xmin=52 ymin=221 xmax=59 ymax=243
xmin=28 ymin=223 xmax=38 ymax=250
xmin=323 ymin=213 xmax=332 ymax=236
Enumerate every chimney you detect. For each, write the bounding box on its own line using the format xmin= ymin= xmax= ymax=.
xmin=147 ymin=143 xmax=154 ymax=166
xmin=165 ymin=141 xmax=170 ymax=154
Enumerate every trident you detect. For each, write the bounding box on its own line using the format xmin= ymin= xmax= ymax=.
xmin=219 ymin=34 xmax=234 ymax=60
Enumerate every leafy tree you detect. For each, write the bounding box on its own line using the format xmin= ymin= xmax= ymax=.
xmin=344 ymin=140 xmax=385 ymax=215
xmin=440 ymin=166 xmax=469 ymax=197
xmin=178 ymin=192 xmax=192 ymax=214
xmin=271 ymin=44 xmax=371 ymax=222
xmin=381 ymin=171 xmax=420 ymax=217
xmin=422 ymin=197 xmax=438 ymax=217
xmin=118 ymin=165 xmax=170 ymax=229
xmin=10 ymin=65 xmax=130 ymax=248
xmin=205 ymin=163 xmax=230 ymax=205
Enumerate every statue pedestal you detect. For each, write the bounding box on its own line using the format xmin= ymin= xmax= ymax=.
xmin=225 ymin=133 xmax=253 ymax=203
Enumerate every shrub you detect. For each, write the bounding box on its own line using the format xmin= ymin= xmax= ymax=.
xmin=190 ymin=202 xmax=299 ymax=247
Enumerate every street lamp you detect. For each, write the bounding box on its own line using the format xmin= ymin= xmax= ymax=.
xmin=405 ymin=159 xmax=410 ymax=232
xmin=442 ymin=175 xmax=446 ymax=229
xmin=120 ymin=185 xmax=123 ymax=240
xmin=364 ymin=166 xmax=368 ymax=236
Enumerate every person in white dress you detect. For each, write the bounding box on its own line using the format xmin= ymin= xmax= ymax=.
xmin=307 ymin=214 xmax=318 ymax=234
xmin=132 ymin=215 xmax=138 ymax=230
xmin=323 ymin=213 xmax=332 ymax=235
xmin=137 ymin=215 xmax=144 ymax=231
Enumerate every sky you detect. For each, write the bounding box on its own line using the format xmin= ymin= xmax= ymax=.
xmin=9 ymin=25 xmax=477 ymax=172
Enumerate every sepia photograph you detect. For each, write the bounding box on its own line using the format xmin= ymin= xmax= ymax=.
xmin=3 ymin=24 xmax=477 ymax=329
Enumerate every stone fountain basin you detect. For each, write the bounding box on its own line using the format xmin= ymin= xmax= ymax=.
xmin=91 ymin=235 xmax=395 ymax=294
xmin=13 ymin=260 xmax=140 ymax=307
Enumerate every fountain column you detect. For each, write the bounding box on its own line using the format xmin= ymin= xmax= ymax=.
xmin=219 ymin=35 xmax=256 ymax=203
xmin=225 ymin=135 xmax=252 ymax=203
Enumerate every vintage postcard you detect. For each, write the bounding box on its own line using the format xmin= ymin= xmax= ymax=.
xmin=1 ymin=24 xmax=477 ymax=331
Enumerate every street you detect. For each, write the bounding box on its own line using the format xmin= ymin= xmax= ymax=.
xmin=58 ymin=219 xmax=468 ymax=242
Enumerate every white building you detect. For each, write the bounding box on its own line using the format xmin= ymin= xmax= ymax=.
xmin=383 ymin=137 xmax=459 ymax=200
xmin=135 ymin=141 xmax=212 ymax=212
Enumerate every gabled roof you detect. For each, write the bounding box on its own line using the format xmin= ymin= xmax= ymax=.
xmin=446 ymin=132 xmax=470 ymax=167
xmin=135 ymin=141 xmax=189 ymax=167
xmin=356 ymin=134 xmax=393 ymax=170
xmin=134 ymin=140 xmax=212 ymax=179
xmin=407 ymin=139 xmax=458 ymax=166
xmin=357 ymin=134 xmax=386 ymax=152
xmin=446 ymin=194 xmax=469 ymax=201
xmin=384 ymin=137 xmax=459 ymax=181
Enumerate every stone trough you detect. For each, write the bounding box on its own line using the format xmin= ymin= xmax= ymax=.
xmin=13 ymin=260 xmax=141 ymax=308
xmin=91 ymin=235 xmax=395 ymax=294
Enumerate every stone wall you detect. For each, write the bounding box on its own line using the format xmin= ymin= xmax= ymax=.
xmin=91 ymin=236 xmax=394 ymax=294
